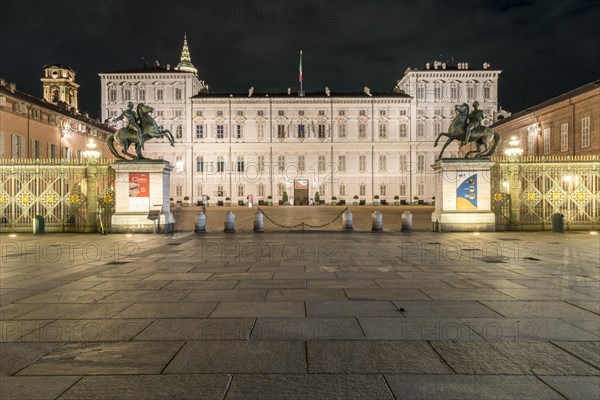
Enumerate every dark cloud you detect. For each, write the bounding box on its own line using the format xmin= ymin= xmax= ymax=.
xmin=1 ymin=0 xmax=598 ymax=116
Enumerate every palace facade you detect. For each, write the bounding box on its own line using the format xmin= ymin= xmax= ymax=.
xmin=100 ymin=36 xmax=503 ymax=205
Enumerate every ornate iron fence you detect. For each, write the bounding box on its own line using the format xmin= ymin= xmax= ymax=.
xmin=491 ymin=155 xmax=600 ymax=230
xmin=0 ymin=159 xmax=115 ymax=232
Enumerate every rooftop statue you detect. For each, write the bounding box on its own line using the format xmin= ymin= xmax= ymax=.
xmin=434 ymin=102 xmax=501 ymax=160
xmin=107 ymin=102 xmax=175 ymax=160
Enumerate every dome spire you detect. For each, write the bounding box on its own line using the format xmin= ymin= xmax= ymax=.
xmin=176 ymin=33 xmax=197 ymax=75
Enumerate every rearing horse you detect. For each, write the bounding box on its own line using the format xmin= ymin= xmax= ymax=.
xmin=137 ymin=103 xmax=175 ymax=147
xmin=434 ymin=103 xmax=501 ymax=160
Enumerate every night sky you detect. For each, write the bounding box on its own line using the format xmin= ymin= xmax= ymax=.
xmin=1 ymin=0 xmax=598 ymax=117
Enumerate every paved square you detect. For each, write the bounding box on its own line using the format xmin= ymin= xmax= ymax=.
xmin=1 ymin=230 xmax=599 ymax=398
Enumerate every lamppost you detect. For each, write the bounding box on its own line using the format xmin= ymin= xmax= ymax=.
xmin=82 ymin=138 xmax=100 ymax=232
xmin=504 ymin=136 xmax=523 ymax=229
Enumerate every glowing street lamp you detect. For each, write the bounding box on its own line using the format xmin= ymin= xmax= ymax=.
xmin=82 ymin=138 xmax=100 ymax=160
xmin=504 ymin=136 xmax=523 ymax=160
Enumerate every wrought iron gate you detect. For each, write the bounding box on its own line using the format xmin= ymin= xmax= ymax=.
xmin=491 ymin=156 xmax=600 ymax=230
xmin=0 ymin=159 xmax=115 ymax=232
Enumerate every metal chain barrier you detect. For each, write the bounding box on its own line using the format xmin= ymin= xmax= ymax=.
xmin=258 ymin=207 xmax=348 ymax=230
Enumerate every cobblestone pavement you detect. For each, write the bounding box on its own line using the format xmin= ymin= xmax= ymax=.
xmin=1 ymin=228 xmax=599 ymax=399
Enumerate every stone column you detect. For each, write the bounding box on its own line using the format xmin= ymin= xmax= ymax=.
xmin=508 ymin=162 xmax=522 ymax=230
xmin=85 ymin=164 xmax=98 ymax=233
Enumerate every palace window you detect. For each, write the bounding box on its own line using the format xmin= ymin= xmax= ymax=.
xmin=298 ymin=155 xmax=305 ymax=171
xmin=358 ymin=123 xmax=367 ymax=138
xmin=338 ymin=124 xmax=346 ymax=138
xmin=338 ymin=110 xmax=345 ymax=116
xmin=359 ymin=110 xmax=366 ymax=116
xmin=196 ymin=156 xmax=204 ymax=172
xmin=195 ymin=124 xmax=204 ymax=139
xmin=217 ymin=125 xmax=225 ymax=139
xmin=174 ymin=110 xmax=182 ymax=117
xmin=278 ymin=155 xmax=285 ymax=172
xmin=217 ymin=156 xmax=225 ymax=172
xmin=417 ymin=123 xmax=425 ymax=138
xmin=418 ymin=183 xmax=424 ymax=196
xmin=175 ymin=125 xmax=183 ymax=139
xmin=399 ymin=124 xmax=407 ymax=138
xmin=257 ymin=110 xmax=264 ymax=116
xmin=277 ymin=125 xmax=285 ymax=139
xmin=176 ymin=184 xmax=182 ymax=197
xmin=359 ymin=155 xmax=366 ymax=172
xmin=258 ymin=155 xmax=265 ymax=172
xmin=339 ymin=184 xmax=346 ymax=196
xmin=359 ymin=184 xmax=366 ymax=196
xmin=139 ymin=89 xmax=146 ymax=101
xmin=298 ymin=110 xmax=305 ymax=116
xmin=319 ymin=183 xmax=326 ymax=196
xmin=318 ymin=125 xmax=326 ymax=139
xmin=434 ymin=87 xmax=441 ymax=101
xmin=450 ymin=86 xmax=458 ymax=100
xmin=236 ymin=125 xmax=243 ymax=139
xmin=528 ymin=132 xmax=535 ymax=155
xmin=175 ymin=155 xmax=184 ymax=172
xmin=400 ymin=184 xmax=406 ymax=196
xmin=217 ymin=110 xmax=223 ymax=116
xmin=467 ymin=86 xmax=475 ymax=100
xmin=123 ymin=88 xmax=131 ymax=101
xmin=338 ymin=155 xmax=346 ymax=172
xmin=582 ymin=117 xmax=591 ymax=148
xmin=175 ymin=88 xmax=182 ymax=100
xmin=417 ymin=86 xmax=425 ymax=101
xmin=48 ymin=143 xmax=58 ymax=159
xmin=380 ymin=184 xmax=387 ymax=196
xmin=277 ymin=183 xmax=284 ymax=196
xmin=399 ymin=154 xmax=407 ymax=171
xmin=417 ymin=154 xmax=425 ymax=172
xmin=278 ymin=110 xmax=285 ymax=116
xmin=31 ymin=140 xmax=42 ymax=159
xmin=237 ymin=185 xmax=244 ymax=197
xmin=156 ymin=89 xmax=163 ymax=101
xmin=236 ymin=156 xmax=244 ymax=172
xmin=298 ymin=124 xmax=305 ymax=138
xmin=108 ymin=87 xmax=117 ymax=102
xmin=196 ymin=110 xmax=203 ymax=117
xmin=434 ymin=122 xmax=441 ymax=136
xmin=543 ymin=128 xmax=551 ymax=154
xmin=378 ymin=123 xmax=387 ymax=139
xmin=561 ymin=123 xmax=568 ymax=152
xmin=237 ymin=110 xmax=244 ymax=116
xmin=196 ymin=185 xmax=202 ymax=197
xmin=217 ymin=185 xmax=224 ymax=197
xmin=11 ymin=134 xmax=24 ymax=158
xmin=258 ymin=183 xmax=265 ymax=197
xmin=318 ymin=155 xmax=326 ymax=171
xmin=257 ymin=124 xmax=265 ymax=141
xmin=483 ymin=86 xmax=491 ymax=100
xmin=379 ymin=155 xmax=387 ymax=171
xmin=318 ymin=110 xmax=325 ymax=116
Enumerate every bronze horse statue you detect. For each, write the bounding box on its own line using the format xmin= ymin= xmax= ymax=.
xmin=107 ymin=103 xmax=175 ymax=160
xmin=434 ymin=103 xmax=501 ymax=160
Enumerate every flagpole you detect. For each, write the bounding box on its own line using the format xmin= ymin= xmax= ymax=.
xmin=299 ymin=50 xmax=303 ymax=97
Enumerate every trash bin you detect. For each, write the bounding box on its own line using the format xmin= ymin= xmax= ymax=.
xmin=33 ymin=215 xmax=45 ymax=234
xmin=552 ymin=213 xmax=565 ymax=233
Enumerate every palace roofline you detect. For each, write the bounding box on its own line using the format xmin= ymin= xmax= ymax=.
xmin=192 ymin=91 xmax=412 ymax=99
xmin=0 ymin=83 xmax=115 ymax=132
xmin=492 ymin=79 xmax=600 ymax=127
xmin=99 ymin=66 xmax=196 ymax=75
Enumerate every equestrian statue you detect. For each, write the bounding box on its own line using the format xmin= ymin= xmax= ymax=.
xmin=434 ymin=101 xmax=501 ymax=160
xmin=107 ymin=102 xmax=175 ymax=160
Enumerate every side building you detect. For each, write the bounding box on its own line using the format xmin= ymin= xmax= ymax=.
xmin=0 ymin=65 xmax=114 ymax=161
xmin=492 ymin=80 xmax=599 ymax=157
xmin=100 ymin=36 xmax=503 ymax=205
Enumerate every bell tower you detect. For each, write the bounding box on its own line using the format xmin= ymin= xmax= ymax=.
xmin=41 ymin=64 xmax=80 ymax=111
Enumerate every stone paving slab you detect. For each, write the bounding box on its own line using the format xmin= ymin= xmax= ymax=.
xmin=430 ymin=341 xmax=600 ymax=375
xmin=163 ymin=341 xmax=306 ymax=373
xmin=391 ymin=300 xmax=503 ymax=318
xmin=358 ymin=318 xmax=482 ymax=341
xmin=161 ymin=280 xmax=238 ymax=290
xmin=0 ymin=343 xmax=63 ymax=375
xmin=538 ymin=376 xmax=600 ymax=400
xmin=184 ymin=289 xmax=267 ymax=302
xmin=143 ymin=273 xmax=213 ymax=281
xmin=251 ymin=318 xmax=365 ymax=340
xmin=0 ymin=376 xmax=81 ymax=400
xmin=552 ymin=341 xmax=600 ymax=369
xmin=210 ymin=301 xmax=305 ymax=317
xmin=57 ymin=374 xmax=230 ymax=400
xmin=18 ymin=319 xmax=153 ymax=342
xmin=0 ymin=303 xmax=46 ymax=320
xmin=98 ymin=290 xmax=192 ymax=303
xmin=112 ymin=302 xmax=217 ymax=319
xmin=307 ymin=341 xmax=452 ymax=373
xmin=384 ymin=374 xmax=564 ymax=400
xmin=134 ymin=318 xmax=254 ymax=340
xmin=344 ymin=288 xmax=430 ymax=300
xmin=15 ymin=303 xmax=131 ymax=320
xmin=234 ymin=279 xmax=307 ymax=289
xmin=0 ymin=320 xmax=53 ymax=342
xmin=17 ymin=341 xmax=184 ymax=375
xmin=480 ymin=300 xmax=600 ymax=319
xmin=306 ymin=300 xmax=402 ymax=317
xmin=460 ymin=318 xmax=600 ymax=341
xmin=14 ymin=290 xmax=115 ymax=304
xmin=266 ymin=289 xmax=348 ymax=302
xmin=224 ymin=374 xmax=394 ymax=400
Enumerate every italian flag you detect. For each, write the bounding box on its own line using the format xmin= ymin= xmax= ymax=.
xmin=299 ymin=50 xmax=303 ymax=82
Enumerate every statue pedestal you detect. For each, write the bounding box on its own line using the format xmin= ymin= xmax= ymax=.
xmin=431 ymin=158 xmax=496 ymax=232
xmin=111 ymin=160 xmax=174 ymax=233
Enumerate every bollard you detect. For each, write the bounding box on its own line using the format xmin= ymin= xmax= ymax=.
xmin=342 ymin=209 xmax=353 ymax=231
xmin=371 ymin=210 xmax=383 ymax=231
xmin=402 ymin=211 xmax=413 ymax=231
xmin=195 ymin=212 xmax=206 ymax=233
xmin=224 ymin=211 xmax=235 ymax=233
xmin=254 ymin=210 xmax=264 ymax=232
xmin=33 ymin=215 xmax=45 ymax=234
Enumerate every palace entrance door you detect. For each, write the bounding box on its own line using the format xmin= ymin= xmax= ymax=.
xmin=294 ymin=179 xmax=309 ymax=206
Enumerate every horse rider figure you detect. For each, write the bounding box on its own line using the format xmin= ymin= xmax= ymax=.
xmin=464 ymin=100 xmax=484 ymax=146
xmin=114 ymin=102 xmax=144 ymax=149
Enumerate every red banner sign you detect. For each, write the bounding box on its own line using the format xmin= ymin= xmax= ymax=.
xmin=129 ymin=173 xmax=149 ymax=198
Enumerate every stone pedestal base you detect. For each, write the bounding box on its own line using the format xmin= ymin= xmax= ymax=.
xmin=431 ymin=158 xmax=496 ymax=232
xmin=111 ymin=160 xmax=174 ymax=233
